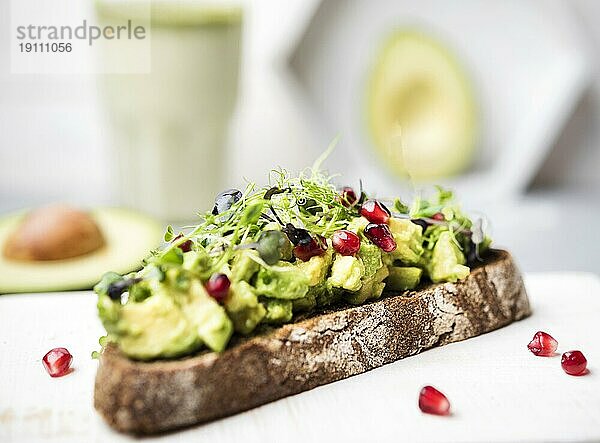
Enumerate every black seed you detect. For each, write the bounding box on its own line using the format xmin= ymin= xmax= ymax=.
xmin=264 ymin=186 xmax=283 ymax=200
xmin=299 ymin=197 xmax=320 ymax=216
xmin=264 ymin=186 xmax=292 ymax=201
xmin=212 ymin=189 xmax=242 ymax=215
xmin=411 ymin=218 xmax=430 ymax=231
xmin=107 ymin=278 xmax=142 ymax=300
xmin=282 ymin=223 xmax=312 ymax=246
xmin=357 ymin=191 xmax=368 ymax=206
xmin=466 ymin=239 xmax=478 ymax=264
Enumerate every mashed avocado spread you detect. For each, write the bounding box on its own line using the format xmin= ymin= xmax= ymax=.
xmin=94 ymin=158 xmax=490 ymax=360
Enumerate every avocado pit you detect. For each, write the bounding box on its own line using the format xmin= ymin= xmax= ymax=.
xmin=2 ymin=204 xmax=106 ymax=261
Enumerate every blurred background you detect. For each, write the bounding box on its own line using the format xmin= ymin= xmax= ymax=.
xmin=1 ymin=0 xmax=599 ymax=273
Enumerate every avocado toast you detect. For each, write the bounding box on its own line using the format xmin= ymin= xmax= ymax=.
xmin=93 ymin=160 xmax=530 ymax=433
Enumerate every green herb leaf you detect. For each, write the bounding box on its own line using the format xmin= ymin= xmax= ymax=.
xmin=164 ymin=225 xmax=175 ymax=242
xmin=240 ymin=201 xmax=265 ymax=226
xmin=394 ymin=198 xmax=409 ymax=214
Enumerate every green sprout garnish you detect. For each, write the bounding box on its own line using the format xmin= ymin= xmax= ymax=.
xmin=143 ymin=142 xmax=486 ymax=279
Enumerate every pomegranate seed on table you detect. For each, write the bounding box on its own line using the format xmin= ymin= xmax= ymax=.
xmin=294 ymin=236 xmax=327 ymax=261
xmin=42 ymin=347 xmax=73 ymax=378
xmin=205 ymin=273 xmax=231 ymax=303
xmin=364 ymin=223 xmax=396 ymax=252
xmin=561 ymin=351 xmax=588 ymax=376
xmin=332 ymin=230 xmax=360 ymax=256
xmin=360 ymin=200 xmax=391 ymax=224
xmin=527 ymin=331 xmax=558 ymax=356
xmin=419 ymin=385 xmax=451 ymax=416
xmin=340 ymin=187 xmax=358 ymax=207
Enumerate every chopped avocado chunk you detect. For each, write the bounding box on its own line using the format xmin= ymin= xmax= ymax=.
xmin=225 ymin=281 xmax=266 ymax=334
xmin=328 ymin=255 xmax=364 ymax=291
xmin=230 ymin=250 xmax=260 ymax=282
xmin=114 ymin=289 xmax=201 ymax=360
xmin=346 ymin=265 xmax=389 ymax=305
xmin=308 ymin=281 xmax=341 ymax=307
xmin=184 ymin=281 xmax=233 ymax=352
xmin=255 ymin=263 xmax=309 ymax=299
xmin=262 ymin=298 xmax=293 ymax=324
xmin=291 ymin=290 xmax=317 ymax=312
xmin=98 ymin=279 xmax=233 ymax=359
xmin=97 ymin=292 xmax=121 ymax=327
xmin=182 ymin=249 xmax=212 ymax=275
xmin=388 ymin=218 xmax=424 ymax=265
xmin=386 ymin=267 xmax=422 ymax=291
xmin=346 ymin=245 xmax=387 ymax=305
xmin=358 ymin=242 xmax=382 ymax=278
xmin=427 ymin=231 xmax=470 ymax=283
xmin=296 ymin=249 xmax=333 ymax=286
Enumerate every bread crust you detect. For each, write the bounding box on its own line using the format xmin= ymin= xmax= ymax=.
xmin=94 ymin=250 xmax=530 ymax=434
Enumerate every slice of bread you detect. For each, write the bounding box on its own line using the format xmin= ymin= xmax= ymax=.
xmin=95 ymin=250 xmax=530 ymax=434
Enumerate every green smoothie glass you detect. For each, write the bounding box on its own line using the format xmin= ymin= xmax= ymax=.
xmin=96 ymin=1 xmax=242 ymax=221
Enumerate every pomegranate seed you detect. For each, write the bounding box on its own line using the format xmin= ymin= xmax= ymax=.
xmin=561 ymin=351 xmax=588 ymax=376
xmin=294 ymin=236 xmax=327 ymax=261
xmin=360 ymin=200 xmax=391 ymax=224
xmin=364 ymin=223 xmax=396 ymax=252
xmin=42 ymin=347 xmax=73 ymax=378
xmin=527 ymin=331 xmax=558 ymax=356
xmin=172 ymin=234 xmax=192 ymax=253
xmin=332 ymin=230 xmax=360 ymax=256
xmin=431 ymin=212 xmax=445 ymax=221
xmin=205 ymin=273 xmax=230 ymax=303
xmin=340 ymin=187 xmax=357 ymax=207
xmin=419 ymin=386 xmax=450 ymax=416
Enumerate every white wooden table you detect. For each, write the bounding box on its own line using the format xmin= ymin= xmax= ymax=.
xmin=1 ymin=272 xmax=599 ymax=442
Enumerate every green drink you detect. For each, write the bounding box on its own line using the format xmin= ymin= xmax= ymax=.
xmin=96 ymin=1 xmax=242 ymax=221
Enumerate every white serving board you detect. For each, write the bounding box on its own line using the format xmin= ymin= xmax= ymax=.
xmin=1 ymin=272 xmax=599 ymax=442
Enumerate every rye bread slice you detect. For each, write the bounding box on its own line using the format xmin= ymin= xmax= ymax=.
xmin=94 ymin=249 xmax=530 ymax=434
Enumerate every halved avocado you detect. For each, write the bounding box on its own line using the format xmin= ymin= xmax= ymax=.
xmin=366 ymin=30 xmax=477 ymax=180
xmin=0 ymin=208 xmax=163 ymax=294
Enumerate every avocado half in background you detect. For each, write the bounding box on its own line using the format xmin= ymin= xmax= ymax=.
xmin=0 ymin=206 xmax=163 ymax=294
xmin=367 ymin=31 xmax=477 ymax=180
